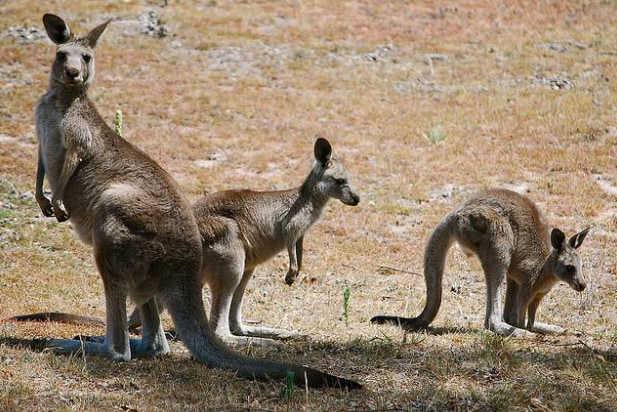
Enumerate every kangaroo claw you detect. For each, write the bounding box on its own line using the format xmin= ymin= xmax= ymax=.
xmin=52 ymin=203 xmax=70 ymax=222
xmin=37 ymin=198 xmax=54 ymax=217
xmin=285 ymin=269 xmax=298 ymax=285
xmin=42 ymin=204 xmax=54 ymax=217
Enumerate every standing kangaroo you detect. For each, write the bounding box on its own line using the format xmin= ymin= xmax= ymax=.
xmin=127 ymin=137 xmax=360 ymax=345
xmin=27 ymin=13 xmax=360 ymax=389
xmin=371 ymin=189 xmax=589 ymax=337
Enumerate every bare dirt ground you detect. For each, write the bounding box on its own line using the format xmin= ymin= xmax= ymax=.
xmin=1 ymin=1 xmax=616 ymax=411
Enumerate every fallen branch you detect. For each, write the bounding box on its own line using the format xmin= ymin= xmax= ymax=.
xmin=377 ymin=264 xmax=422 ymax=277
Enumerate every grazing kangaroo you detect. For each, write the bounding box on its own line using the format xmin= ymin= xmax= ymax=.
xmin=25 ymin=13 xmax=360 ymax=389
xmin=371 ymin=189 xmax=590 ymax=337
xmin=126 ymin=137 xmax=360 ymax=345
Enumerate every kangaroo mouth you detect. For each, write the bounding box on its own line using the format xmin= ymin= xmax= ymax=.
xmin=63 ymin=77 xmax=84 ymax=86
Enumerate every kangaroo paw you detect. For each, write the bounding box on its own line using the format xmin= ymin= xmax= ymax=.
xmin=52 ymin=203 xmax=70 ymax=222
xmin=38 ymin=198 xmax=54 ymax=217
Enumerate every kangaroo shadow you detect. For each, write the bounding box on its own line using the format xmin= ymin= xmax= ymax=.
xmin=0 ymin=337 xmax=50 ymax=351
xmin=373 ymin=322 xmax=481 ymax=336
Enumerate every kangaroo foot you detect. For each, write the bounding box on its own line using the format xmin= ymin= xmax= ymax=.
xmin=529 ymin=322 xmax=566 ymax=335
xmin=233 ymin=325 xmax=307 ymax=341
xmin=488 ymin=321 xmax=534 ymax=338
xmin=219 ymin=334 xmax=286 ymax=348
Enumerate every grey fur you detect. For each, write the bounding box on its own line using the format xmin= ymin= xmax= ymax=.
xmin=372 ymin=189 xmax=589 ymax=337
xmin=32 ymin=13 xmax=360 ymax=389
xmin=128 ymin=137 xmax=360 ymax=345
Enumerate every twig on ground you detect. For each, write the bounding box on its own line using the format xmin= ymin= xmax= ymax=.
xmin=377 ymin=264 xmax=422 ymax=277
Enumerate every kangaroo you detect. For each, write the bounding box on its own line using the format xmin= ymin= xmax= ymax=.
xmin=24 ymin=13 xmax=360 ymax=389
xmin=371 ymin=189 xmax=589 ymax=337
xmin=126 ymin=137 xmax=360 ymax=345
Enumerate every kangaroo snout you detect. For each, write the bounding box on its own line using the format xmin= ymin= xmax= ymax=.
xmin=343 ymin=192 xmax=360 ymax=206
xmin=573 ymin=278 xmax=586 ymax=292
xmin=64 ymin=66 xmax=82 ymax=83
xmin=66 ymin=67 xmax=79 ymax=78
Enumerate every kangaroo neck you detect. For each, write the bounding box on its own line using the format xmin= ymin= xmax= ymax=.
xmin=537 ymin=245 xmax=558 ymax=285
xmin=49 ymin=79 xmax=90 ymax=111
xmin=284 ymin=169 xmax=329 ymax=227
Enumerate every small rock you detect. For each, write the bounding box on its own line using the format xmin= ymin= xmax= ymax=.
xmin=426 ymin=53 xmax=448 ymax=61
xmin=532 ymin=75 xmax=575 ymax=90
xmin=141 ymin=11 xmax=169 ymax=38
xmin=365 ymin=44 xmax=395 ymax=62
xmin=549 ymin=43 xmax=567 ymax=53
xmin=537 ymin=43 xmax=567 ymax=53
xmin=568 ymin=40 xmax=588 ymax=50
xmin=19 ymin=191 xmax=35 ymax=200
xmin=208 ymin=151 xmax=227 ymax=161
xmin=3 ymin=26 xmax=46 ymax=44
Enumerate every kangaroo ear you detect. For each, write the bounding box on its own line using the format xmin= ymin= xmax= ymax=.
xmin=85 ymin=18 xmax=112 ymax=48
xmin=43 ymin=14 xmax=72 ymax=45
xmin=551 ymin=228 xmax=566 ymax=250
xmin=569 ymin=227 xmax=590 ymax=249
xmin=314 ymin=137 xmax=332 ymax=166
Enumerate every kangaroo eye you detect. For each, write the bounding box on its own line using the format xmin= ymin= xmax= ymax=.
xmin=565 ymin=265 xmax=575 ymax=273
xmin=83 ymin=54 xmax=91 ymax=63
xmin=335 ymin=178 xmax=346 ymax=185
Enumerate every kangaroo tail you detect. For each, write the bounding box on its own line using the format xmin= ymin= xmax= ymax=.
xmin=7 ymin=312 xmax=105 ymax=327
xmin=161 ymin=277 xmax=361 ymax=390
xmin=371 ymin=214 xmax=455 ymax=330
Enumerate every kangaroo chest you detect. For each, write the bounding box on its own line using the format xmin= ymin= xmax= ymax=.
xmin=242 ymin=220 xmax=288 ymax=267
xmin=36 ymin=99 xmax=66 ymax=191
xmin=37 ymin=96 xmax=93 ymax=191
xmin=242 ymin=207 xmax=317 ymax=268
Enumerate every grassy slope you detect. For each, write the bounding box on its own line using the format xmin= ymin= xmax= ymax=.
xmin=1 ymin=0 xmax=616 ymax=410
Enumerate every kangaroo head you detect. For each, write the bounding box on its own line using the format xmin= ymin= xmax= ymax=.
xmin=550 ymin=227 xmax=590 ymax=292
xmin=313 ymin=137 xmax=360 ymax=206
xmin=42 ymin=14 xmax=111 ymax=89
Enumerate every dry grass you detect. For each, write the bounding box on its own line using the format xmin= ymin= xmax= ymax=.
xmin=1 ymin=0 xmax=617 ymax=410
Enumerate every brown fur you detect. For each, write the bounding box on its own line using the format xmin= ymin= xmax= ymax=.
xmin=21 ymin=13 xmax=360 ymax=389
xmin=372 ymin=189 xmax=590 ymax=336
xmin=127 ymin=138 xmax=359 ymax=345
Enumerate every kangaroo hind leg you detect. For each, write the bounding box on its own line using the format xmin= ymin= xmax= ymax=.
xmin=477 ymin=244 xmax=530 ymax=337
xmin=128 ymin=297 xmax=170 ymax=357
xmin=44 ymin=243 xmax=132 ymax=361
xmin=229 ymin=268 xmax=305 ymax=340
xmin=66 ymin=193 xmax=167 ymax=360
xmin=206 ymin=249 xmax=280 ymax=347
xmin=526 ymin=293 xmax=566 ymax=334
xmin=503 ymin=278 xmax=522 ymax=327
xmin=44 ymin=272 xmax=131 ymax=361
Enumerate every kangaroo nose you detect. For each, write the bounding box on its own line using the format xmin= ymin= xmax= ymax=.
xmin=343 ymin=192 xmax=360 ymax=206
xmin=66 ymin=67 xmax=80 ymax=79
